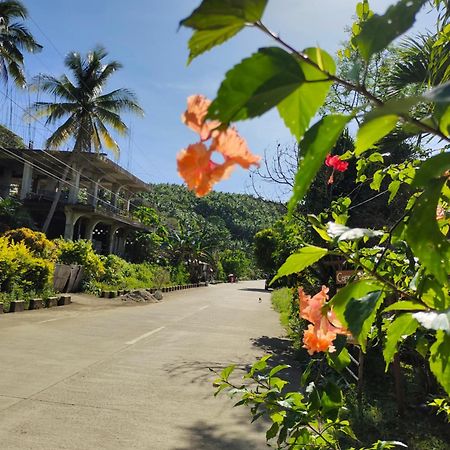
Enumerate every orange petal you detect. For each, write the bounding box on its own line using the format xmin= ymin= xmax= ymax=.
xmin=182 ymin=94 xmax=220 ymax=140
xmin=177 ymin=143 xmax=211 ymax=192
xmin=176 ymin=143 xmax=235 ymax=197
xmin=211 ymin=127 xmax=260 ymax=169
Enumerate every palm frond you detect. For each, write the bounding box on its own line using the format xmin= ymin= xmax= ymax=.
xmin=95 ymin=118 xmax=120 ymax=158
xmin=30 ymin=101 xmax=78 ymax=124
xmin=0 ymin=1 xmax=28 ymax=21
xmin=45 ymin=115 xmax=78 ymax=150
xmin=94 ymin=107 xmax=128 ymax=135
xmin=96 ymin=88 xmax=144 ymax=115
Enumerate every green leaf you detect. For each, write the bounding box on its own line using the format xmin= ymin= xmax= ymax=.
xmin=406 ymin=158 xmax=450 ymax=285
xmin=269 ymin=364 xmax=290 ymax=378
xmin=220 ymin=364 xmax=236 ymax=381
xmin=208 ymin=47 xmax=305 ymax=122
xmin=271 ymin=245 xmax=328 ymax=284
xmin=411 ymin=152 xmax=450 ymax=188
xmin=180 ymin=0 xmax=268 ymax=63
xmin=266 ymin=422 xmax=279 ymax=440
xmin=330 ymin=280 xmax=386 ymax=351
xmin=321 ymin=382 xmax=343 ymax=420
xmin=383 ymin=314 xmax=419 ymax=368
xmin=344 ymin=291 xmax=384 ymax=351
xmin=429 ymin=330 xmax=450 ymax=395
xmin=354 ymin=115 xmax=398 ymax=156
xmin=436 ymin=104 xmax=450 ymax=136
xmin=388 ymin=180 xmax=401 ymax=204
xmin=423 ymin=81 xmax=450 ymax=104
xmin=327 ymin=346 xmax=351 ymax=373
xmin=287 ymin=115 xmax=351 ymax=214
xmin=370 ymin=170 xmax=385 ymax=191
xmin=278 ymin=47 xmax=335 ymax=141
xmin=420 ymin=278 xmax=450 ymax=310
xmin=383 ymin=301 xmax=428 ymax=312
xmin=354 ymin=0 xmax=426 ymax=61
xmin=364 ymin=96 xmax=423 ymax=121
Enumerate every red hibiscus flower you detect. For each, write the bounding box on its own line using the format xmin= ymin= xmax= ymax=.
xmin=325 ymin=154 xmax=349 ymax=172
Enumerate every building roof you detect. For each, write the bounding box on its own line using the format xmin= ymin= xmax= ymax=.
xmin=0 ymin=148 xmax=150 ymax=192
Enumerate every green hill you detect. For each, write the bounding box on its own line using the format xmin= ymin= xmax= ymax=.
xmin=142 ymin=183 xmax=285 ymax=251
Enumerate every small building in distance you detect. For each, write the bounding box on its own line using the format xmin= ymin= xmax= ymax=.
xmin=0 ymin=130 xmax=150 ymax=256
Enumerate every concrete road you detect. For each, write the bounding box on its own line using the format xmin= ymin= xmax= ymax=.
xmin=0 ymin=281 xmax=289 ymax=449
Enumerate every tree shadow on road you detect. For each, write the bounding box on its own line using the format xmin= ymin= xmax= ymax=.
xmin=251 ymin=335 xmax=306 ymax=391
xmin=237 ymin=287 xmax=268 ymax=293
xmin=173 ymin=420 xmax=264 ymax=450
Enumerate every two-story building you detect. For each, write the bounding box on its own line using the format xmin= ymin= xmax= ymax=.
xmin=0 ymin=127 xmax=150 ymax=256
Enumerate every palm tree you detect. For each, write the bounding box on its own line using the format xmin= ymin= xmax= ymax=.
xmin=0 ymin=0 xmax=41 ymax=87
xmin=31 ymin=46 xmax=144 ymax=232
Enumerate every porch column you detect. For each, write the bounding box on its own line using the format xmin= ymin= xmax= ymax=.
xmin=108 ymin=224 xmax=120 ymax=254
xmin=68 ymin=166 xmax=80 ymax=204
xmin=91 ymin=180 xmax=100 ymax=207
xmin=84 ymin=220 xmax=97 ymax=241
xmin=20 ymin=162 xmax=33 ymax=199
xmin=64 ymin=209 xmax=75 ymax=240
xmin=111 ymin=184 xmax=120 ymax=208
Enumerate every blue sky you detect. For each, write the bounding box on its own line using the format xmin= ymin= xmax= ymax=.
xmin=1 ymin=1 xmax=438 ymax=199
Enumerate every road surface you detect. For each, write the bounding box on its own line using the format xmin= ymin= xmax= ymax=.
xmin=0 ymin=281 xmax=289 ymax=449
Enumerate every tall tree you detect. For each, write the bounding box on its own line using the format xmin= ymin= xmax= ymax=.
xmin=0 ymin=0 xmax=41 ymax=87
xmin=31 ymin=46 xmax=144 ymax=233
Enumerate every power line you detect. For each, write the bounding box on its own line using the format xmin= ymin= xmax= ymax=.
xmin=0 ymin=145 xmax=135 ymax=213
xmin=28 ymin=13 xmax=159 ymax=183
xmin=0 ymin=87 xmax=147 ymax=210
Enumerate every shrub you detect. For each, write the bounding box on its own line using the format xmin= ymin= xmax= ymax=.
xmin=3 ymin=227 xmax=55 ymax=258
xmin=55 ymin=239 xmax=105 ymax=281
xmin=171 ymin=263 xmax=190 ymax=285
xmin=0 ymin=236 xmax=53 ymax=294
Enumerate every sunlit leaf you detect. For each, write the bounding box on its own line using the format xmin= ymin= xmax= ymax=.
xmin=330 ymin=279 xmax=386 ymax=351
xmin=388 ymin=180 xmax=401 ymax=204
xmin=180 ymin=0 xmax=268 ymax=63
xmin=278 ymin=48 xmax=335 ymax=141
xmin=208 ymin=47 xmax=305 ymax=122
xmin=383 ymin=300 xmax=427 ymax=312
xmin=355 ymin=0 xmax=426 ymax=61
xmin=429 ymin=331 xmax=450 ymax=395
xmin=287 ymin=115 xmax=351 ymax=214
xmin=354 ymin=115 xmax=398 ymax=155
xmin=271 ymin=245 xmax=328 ymax=284
xmin=423 ymin=81 xmax=450 ymax=103
xmin=383 ymin=314 xmax=419 ymax=368
xmin=406 ymin=153 xmax=450 ymax=285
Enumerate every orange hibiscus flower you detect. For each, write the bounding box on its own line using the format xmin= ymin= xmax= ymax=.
xmin=177 ymin=94 xmax=260 ymax=196
xmin=177 ymin=143 xmax=234 ymax=197
xmin=181 ymin=95 xmax=221 ymax=141
xmin=211 ymin=127 xmax=261 ymax=169
xmin=303 ymin=318 xmax=337 ymax=355
xmin=298 ymin=285 xmax=349 ymax=355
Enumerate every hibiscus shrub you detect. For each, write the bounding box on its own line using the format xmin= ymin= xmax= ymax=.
xmin=179 ymin=0 xmax=450 ymax=448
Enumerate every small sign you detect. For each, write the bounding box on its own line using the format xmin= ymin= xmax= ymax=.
xmin=336 ymin=270 xmax=357 ymax=285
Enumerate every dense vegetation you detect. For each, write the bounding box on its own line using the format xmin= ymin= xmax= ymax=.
xmin=180 ymin=0 xmax=450 ymax=449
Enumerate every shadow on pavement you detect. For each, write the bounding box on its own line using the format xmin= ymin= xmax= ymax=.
xmin=173 ymin=421 xmax=264 ymax=450
xmin=163 ymin=360 xmax=249 ymax=387
xmin=237 ymin=287 xmax=268 ymax=293
xmin=251 ymin=335 xmax=304 ymax=391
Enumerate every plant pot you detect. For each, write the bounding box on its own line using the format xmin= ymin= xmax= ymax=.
xmin=30 ymin=298 xmax=44 ymax=310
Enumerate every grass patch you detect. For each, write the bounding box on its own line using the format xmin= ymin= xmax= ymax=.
xmin=271 ymin=287 xmax=292 ymax=331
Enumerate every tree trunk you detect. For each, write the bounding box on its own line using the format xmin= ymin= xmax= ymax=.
xmin=42 ymin=157 xmax=74 ymax=234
